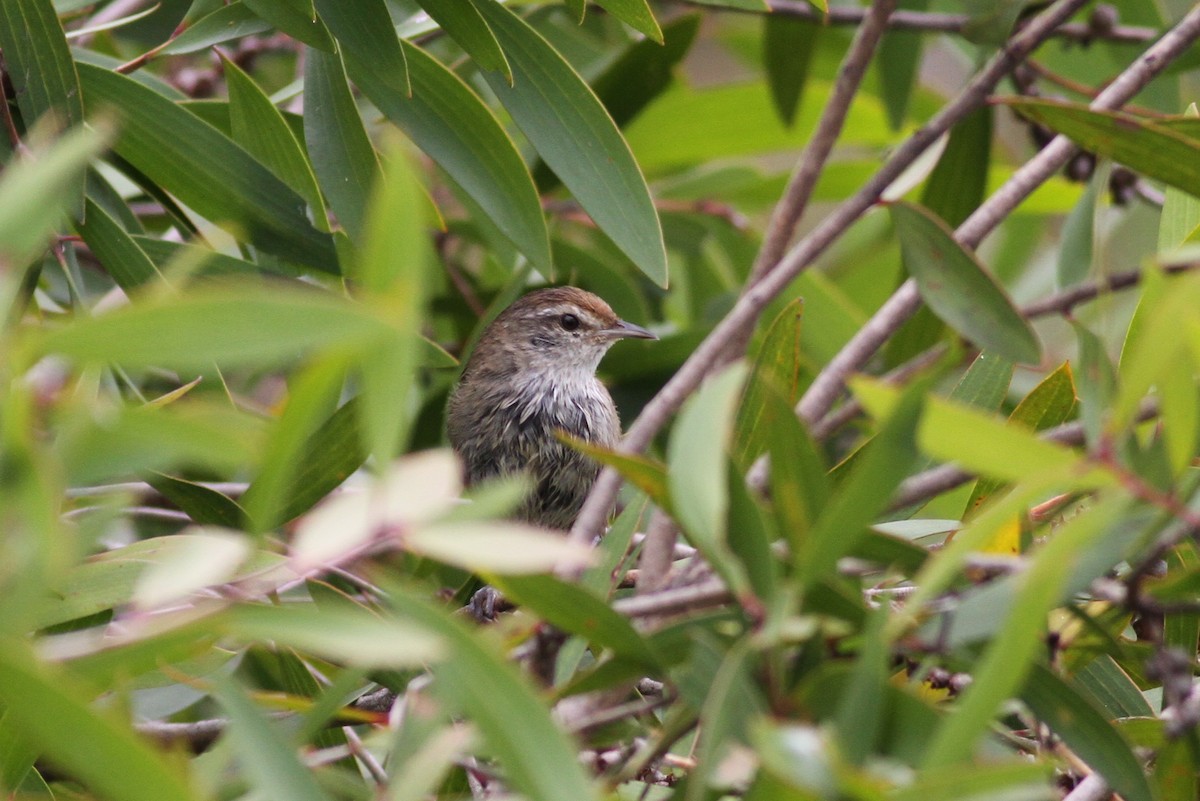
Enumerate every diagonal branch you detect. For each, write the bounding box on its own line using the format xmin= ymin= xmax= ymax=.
xmin=568 ymin=0 xmax=1091 ymax=546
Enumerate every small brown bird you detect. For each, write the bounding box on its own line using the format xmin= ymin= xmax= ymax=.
xmin=447 ymin=287 xmax=656 ymax=529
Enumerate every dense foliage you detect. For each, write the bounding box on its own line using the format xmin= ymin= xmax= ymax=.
xmin=2 ymin=0 xmax=1200 ymax=799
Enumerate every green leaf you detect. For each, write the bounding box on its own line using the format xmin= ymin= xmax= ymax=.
xmin=1008 ymin=98 xmax=1200 ymax=199
xmin=921 ymin=105 xmax=991 ymax=228
xmin=493 ymin=574 xmax=662 ymax=668
xmin=891 ymin=201 xmax=1041 ymax=365
xmin=0 ymin=642 xmax=199 ymax=801
xmin=922 ymin=495 xmax=1128 ymax=767
xmin=164 ymin=2 xmax=272 ymax=54
xmin=1072 ymin=654 xmax=1154 ymax=719
xmin=357 ymin=41 xmax=551 ymax=274
xmin=417 ymin=0 xmax=511 ymax=80
xmin=0 ymin=125 xmax=108 ymax=268
xmin=243 ymin=0 xmax=335 ymax=50
xmin=145 ymin=472 xmax=246 ymax=528
xmin=667 ymin=363 xmax=748 ymax=558
xmin=588 ymin=13 xmax=700 ymax=130
xmin=0 ymin=0 xmax=84 ymax=214
xmin=224 ymin=55 xmax=328 ymax=229
xmin=734 ymin=298 xmax=804 ymax=468
xmin=1074 ymin=320 xmax=1118 ymax=445
xmin=388 ymin=589 xmax=601 ymax=801
xmin=74 ymin=197 xmax=161 ymax=290
xmin=229 ymin=604 xmax=443 ymax=667
xmin=1057 ymin=166 xmax=1102 ymax=287
xmin=39 ymin=282 xmax=390 ymax=370
xmin=762 ymin=15 xmax=819 ymax=127
xmin=78 ymin=64 xmax=339 ymax=272
xmin=686 ymin=637 xmax=762 ymax=801
xmin=964 ymin=361 xmax=1076 ymax=517
xmin=473 ymin=0 xmax=668 ymax=286
xmin=834 ymin=608 xmax=888 ymax=764
xmin=961 ymin=0 xmax=1024 ymax=45
xmin=877 ymin=0 xmax=930 ymax=130
xmin=556 ymin=434 xmax=669 ymax=504
xmin=801 ymin=379 xmax=922 ymax=587
xmin=315 ymin=0 xmax=410 ymax=96
xmin=1022 ymin=664 xmax=1153 ymax=801
xmin=213 ymin=677 xmax=337 ymax=801
xmin=591 ymin=0 xmax=662 ymax=42
xmin=303 ymin=48 xmax=379 ymax=243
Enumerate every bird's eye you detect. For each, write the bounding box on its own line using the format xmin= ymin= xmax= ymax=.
xmin=559 ymin=313 xmax=581 ymax=331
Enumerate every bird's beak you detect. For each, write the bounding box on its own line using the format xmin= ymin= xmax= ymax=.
xmin=606 ymin=319 xmax=657 ymax=341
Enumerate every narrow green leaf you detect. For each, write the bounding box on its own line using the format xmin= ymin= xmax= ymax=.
xmin=493 ymin=574 xmax=662 ymax=668
xmin=734 ymin=298 xmax=804 ymax=468
xmin=961 ymin=0 xmax=1024 ymax=45
xmin=0 ymin=643 xmax=199 ymax=801
xmin=835 ymin=608 xmax=888 ymax=764
xmin=388 ymin=589 xmax=601 ymax=801
xmin=164 ymin=2 xmax=272 ymax=54
xmin=41 ymin=283 xmax=389 ymax=370
xmin=0 ymin=0 xmax=85 ymax=164
xmin=762 ymin=15 xmax=820 ymax=127
xmin=590 ymin=0 xmax=662 ymax=43
xmin=1072 ymin=654 xmax=1154 ymax=719
xmin=145 ymin=472 xmax=246 ymax=528
xmin=1073 ymin=321 xmax=1118 ymax=445
xmin=889 ymin=762 xmax=1053 ymax=801
xmin=224 ymin=55 xmax=328 ymax=229
xmin=1008 ymin=98 xmax=1200 ymax=199
xmin=891 ymin=201 xmax=1041 ymax=365
xmin=1057 ymin=167 xmax=1102 ymax=287
xmin=667 ymin=364 xmax=748 ymax=555
xmin=557 ymin=433 xmax=668 ymax=504
xmin=923 ymin=496 xmax=1126 ymax=767
xmin=74 ymin=197 xmax=161 ymax=290
xmin=473 ymin=0 xmax=668 ymax=286
xmin=315 ymin=0 xmax=410 ymax=96
xmin=801 ymin=380 xmax=922 ymax=587
xmin=0 ymin=125 xmax=108 ymax=268
xmin=356 ymin=41 xmax=551 ymax=273
xmin=588 ymin=13 xmax=699 ymax=129
xmin=877 ymin=0 xmax=930 ymax=130
xmin=922 ymin=105 xmax=991 ymax=228
xmin=213 ymin=677 xmax=336 ymax=801
xmin=243 ymin=0 xmax=335 ymax=50
xmin=417 ymin=0 xmax=511 ymax=81
xmin=687 ymin=636 xmax=762 ymax=801
xmin=1022 ymin=664 xmax=1153 ymax=801
xmin=78 ymin=64 xmax=339 ymax=272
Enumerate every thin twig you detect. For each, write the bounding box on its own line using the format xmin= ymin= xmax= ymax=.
xmin=568 ymin=0 xmax=1091 ymax=547
xmin=749 ymin=1 xmax=1157 ymax=46
xmin=613 ymin=577 xmax=730 ymax=618
xmin=797 ymin=7 xmax=1200 ymax=431
xmin=1062 ymin=772 xmax=1112 ymax=801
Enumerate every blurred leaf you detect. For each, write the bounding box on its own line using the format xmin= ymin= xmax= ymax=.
xmin=213 ymin=677 xmax=336 ymax=801
xmin=734 ymin=298 xmax=804 ymax=468
xmin=1154 ymin=737 xmax=1197 ymax=801
xmin=39 ymin=282 xmax=390 ymax=371
xmin=229 ymin=604 xmax=443 ymax=667
xmin=1073 ymin=320 xmax=1118 ymax=445
xmin=474 ymin=0 xmax=668 ymax=286
xmin=315 ymin=0 xmax=410 ymax=96
xmin=764 ymin=381 xmax=829 ymax=557
xmin=922 ymin=105 xmax=991 ymax=228
xmin=1021 ymin=664 xmax=1153 ymax=801
xmin=762 ymin=15 xmax=819 ymax=127
xmin=923 ymin=495 xmax=1127 ymax=767
xmin=223 ymin=55 xmax=328 ymax=228
xmin=303 ymin=47 xmax=379 ymax=244
xmin=493 ymin=574 xmax=662 ymax=668
xmin=591 ymin=14 xmax=699 ymax=130
xmin=389 ymin=589 xmax=601 ymax=801
xmin=891 ymin=201 xmax=1041 ymax=365
xmin=79 ymin=65 xmax=339 ymax=272
xmin=409 ymin=521 xmax=593 ymax=575
xmin=667 ymin=363 xmax=748 ymax=563
xmin=243 ymin=0 xmax=335 ymax=50
xmin=961 ymin=0 xmax=1023 ymax=45
xmin=133 ymin=528 xmax=250 ymax=609
xmin=0 ymin=643 xmax=198 ymax=801
xmin=1007 ymin=99 xmax=1200 ymax=199
xmin=1057 ymin=167 xmax=1102 ymax=287
xmin=835 ymin=608 xmax=888 ymax=764
xmin=889 ymin=762 xmax=1054 ymax=801
xmin=418 ymin=0 xmax=511 ymax=81
xmin=0 ymin=125 xmax=108 ymax=268
xmin=852 ymin=377 xmax=1104 ymax=488
xmin=164 ymin=2 xmax=272 ymax=54
xmin=877 ymin=0 xmax=930 ymax=130
xmin=359 ymin=41 xmax=551 ymax=274
xmin=801 ymin=378 xmax=922 ymax=587
xmin=687 ymin=636 xmax=762 ymax=801
xmin=0 ymin=0 xmax=85 ymax=212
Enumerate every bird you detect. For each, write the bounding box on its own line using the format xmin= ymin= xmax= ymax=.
xmin=447 ymin=286 xmax=656 ymax=529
